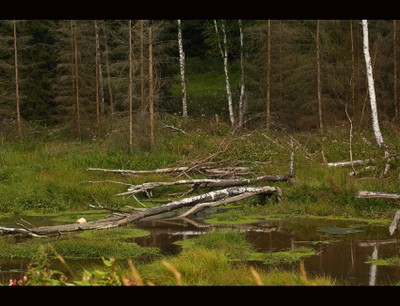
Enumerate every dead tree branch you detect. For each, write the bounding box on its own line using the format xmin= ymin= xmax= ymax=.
xmin=0 ymin=186 xmax=281 ymax=237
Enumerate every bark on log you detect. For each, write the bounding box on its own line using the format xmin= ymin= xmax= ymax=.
xmin=0 ymin=186 xmax=281 ymax=237
xmin=116 ymin=175 xmax=288 ymax=197
xmin=86 ymin=166 xmax=249 ymax=176
xmin=356 ymin=191 xmax=400 ymax=199
xmin=327 ymin=160 xmax=367 ymax=167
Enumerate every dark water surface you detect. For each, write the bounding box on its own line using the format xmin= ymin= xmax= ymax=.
xmin=133 ymin=217 xmax=400 ymax=286
xmin=1 ymin=215 xmax=400 ymax=285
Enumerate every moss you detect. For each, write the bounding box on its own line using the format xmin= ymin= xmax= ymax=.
xmin=258 ymin=247 xmax=316 ymax=266
xmin=77 ymin=227 xmax=150 ymax=240
xmin=367 ymin=257 xmax=400 ymax=266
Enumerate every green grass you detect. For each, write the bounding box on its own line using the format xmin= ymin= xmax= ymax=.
xmin=138 ymin=247 xmax=333 ymax=286
xmin=366 ymin=257 xmax=400 ymax=266
xmin=0 ymin=227 xmax=157 ymax=260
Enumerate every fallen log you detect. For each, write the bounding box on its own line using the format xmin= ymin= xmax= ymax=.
xmin=327 ymin=160 xmax=368 ymax=167
xmin=0 ymin=186 xmax=281 ymax=237
xmin=115 ymin=175 xmax=288 ymax=197
xmin=356 ymin=191 xmax=400 ymax=200
xmin=86 ymin=166 xmax=250 ymax=176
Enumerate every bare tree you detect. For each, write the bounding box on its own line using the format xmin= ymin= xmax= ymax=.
xmin=394 ymin=20 xmax=398 ymax=119
xmin=238 ymin=19 xmax=246 ymax=128
xmin=266 ymin=20 xmax=271 ymax=130
xmin=316 ymin=20 xmax=324 ymax=134
xmin=94 ymin=21 xmax=105 ymax=116
xmin=214 ymin=20 xmax=234 ymax=126
xmin=140 ymin=20 xmax=145 ymax=119
xmin=362 ymin=20 xmax=390 ymax=175
xmin=177 ymin=19 xmax=187 ymax=118
xmin=149 ymin=25 xmax=155 ymax=148
xmin=350 ymin=20 xmax=356 ymax=116
xmin=101 ymin=21 xmax=114 ymax=122
xmin=13 ymin=20 xmax=21 ymax=137
xmin=72 ymin=20 xmax=81 ymax=140
xmin=129 ymin=20 xmax=134 ymax=149
xmin=94 ymin=21 xmax=101 ymax=132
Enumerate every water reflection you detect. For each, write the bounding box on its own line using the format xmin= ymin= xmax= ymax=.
xmin=132 ymin=217 xmax=400 ymax=285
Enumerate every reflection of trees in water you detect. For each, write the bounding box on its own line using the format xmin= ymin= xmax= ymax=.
xmin=369 ymin=245 xmax=378 ymax=286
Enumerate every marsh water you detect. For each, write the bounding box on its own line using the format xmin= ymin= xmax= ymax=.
xmin=1 ymin=214 xmax=400 ymax=286
xmin=133 ymin=217 xmax=400 ymax=286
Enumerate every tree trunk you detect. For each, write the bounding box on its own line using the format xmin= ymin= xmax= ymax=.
xmin=394 ymin=20 xmax=398 ymax=119
xmin=101 ymin=21 xmax=114 ymax=122
xmin=362 ymin=20 xmax=385 ymax=148
xmin=350 ymin=20 xmax=356 ymax=116
xmin=316 ymin=20 xmax=324 ymax=134
xmin=362 ymin=20 xmax=390 ymax=176
xmin=149 ymin=26 xmax=155 ymax=148
xmin=214 ymin=20 xmax=234 ymax=126
xmin=140 ymin=20 xmax=146 ymax=120
xmin=94 ymin=21 xmax=100 ymax=133
xmin=0 ymin=186 xmax=281 ymax=237
xmin=266 ymin=19 xmax=271 ymax=130
xmin=73 ymin=20 xmax=81 ymax=140
xmin=13 ymin=20 xmax=21 ymax=138
xmin=238 ymin=19 xmax=246 ymax=128
xmin=94 ymin=22 xmax=105 ymax=116
xmin=114 ymin=175 xmax=289 ymax=197
xmin=177 ymin=20 xmax=188 ymax=118
xmin=128 ymin=20 xmax=134 ymax=149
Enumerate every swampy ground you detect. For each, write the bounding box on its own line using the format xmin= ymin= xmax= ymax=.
xmin=1 ymin=117 xmax=400 ymax=286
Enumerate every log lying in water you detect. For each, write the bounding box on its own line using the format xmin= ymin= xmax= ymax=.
xmin=0 ymin=186 xmax=281 ymax=237
xmin=356 ymin=190 xmax=400 ymax=235
xmin=115 ymin=175 xmax=289 ymax=197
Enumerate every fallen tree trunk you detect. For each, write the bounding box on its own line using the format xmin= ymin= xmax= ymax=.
xmin=115 ymin=175 xmax=288 ymax=197
xmin=356 ymin=191 xmax=400 ymax=199
xmin=86 ymin=166 xmax=250 ymax=176
xmin=356 ymin=190 xmax=400 ymax=235
xmin=0 ymin=186 xmax=281 ymax=237
xmin=327 ymin=160 xmax=368 ymax=167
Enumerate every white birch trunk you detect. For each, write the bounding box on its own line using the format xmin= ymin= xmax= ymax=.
xmin=362 ymin=20 xmax=391 ymax=175
xmin=177 ymin=20 xmax=188 ymax=118
xmin=238 ymin=19 xmax=246 ymax=127
xmin=214 ymin=20 xmax=234 ymax=126
xmin=362 ymin=20 xmax=384 ymax=147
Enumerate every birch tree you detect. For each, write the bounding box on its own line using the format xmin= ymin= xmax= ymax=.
xmin=13 ymin=20 xmax=21 ymax=137
xmin=177 ymin=19 xmax=187 ymax=118
xmin=214 ymin=20 xmax=234 ymax=126
xmin=362 ymin=20 xmax=390 ymax=175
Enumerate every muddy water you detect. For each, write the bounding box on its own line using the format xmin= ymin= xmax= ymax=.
xmin=133 ymin=217 xmax=400 ymax=286
xmin=1 ymin=215 xmax=400 ymax=285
